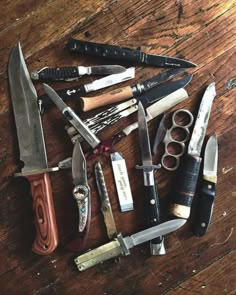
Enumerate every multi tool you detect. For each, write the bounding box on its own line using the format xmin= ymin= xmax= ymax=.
xmin=8 ymin=43 xmax=58 ymax=255
xmin=152 ymin=109 xmax=194 ymax=171
xmin=31 ymin=65 xmax=126 ymax=81
xmin=193 ymin=134 xmax=218 ymax=236
xmin=67 ymin=38 xmax=197 ymax=68
xmin=170 ymin=83 xmax=217 ymax=219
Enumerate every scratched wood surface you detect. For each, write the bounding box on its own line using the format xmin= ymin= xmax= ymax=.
xmin=0 ymin=1 xmax=236 ymax=294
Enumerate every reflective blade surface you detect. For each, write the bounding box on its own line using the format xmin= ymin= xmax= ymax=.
xmin=8 ymin=43 xmax=48 ymax=172
xmin=203 ymin=133 xmax=218 ymax=179
xmin=72 ymin=140 xmax=87 ymax=185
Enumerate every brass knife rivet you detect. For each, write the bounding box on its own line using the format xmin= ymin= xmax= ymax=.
xmin=38 ymin=218 xmax=43 ymax=224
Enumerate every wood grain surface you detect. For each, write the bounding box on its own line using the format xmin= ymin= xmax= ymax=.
xmin=0 ymin=1 xmax=236 ymax=294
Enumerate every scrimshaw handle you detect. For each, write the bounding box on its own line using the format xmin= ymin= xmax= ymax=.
xmin=80 ymin=86 xmax=133 ymax=112
xmin=26 ymin=173 xmax=58 ymax=255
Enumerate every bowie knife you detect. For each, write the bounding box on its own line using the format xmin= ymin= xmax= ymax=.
xmin=193 ymin=134 xmax=218 ymax=236
xmin=136 ymin=102 xmax=165 ymax=255
xmin=38 ymin=67 xmax=135 ymax=112
xmin=94 ymin=162 xmax=117 ymax=239
xmin=170 ymin=83 xmax=216 ymax=219
xmin=8 ymin=43 xmax=58 ymax=255
xmin=31 ymin=65 xmax=126 ymax=81
xmin=43 ymin=83 xmax=100 ymax=149
xmin=80 ymin=68 xmax=184 ymax=111
xmin=74 ymin=218 xmax=186 ymax=271
xmin=67 ymin=38 xmax=197 ymax=68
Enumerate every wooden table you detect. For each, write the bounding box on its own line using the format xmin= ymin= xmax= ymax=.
xmin=0 ymin=1 xmax=236 ymax=294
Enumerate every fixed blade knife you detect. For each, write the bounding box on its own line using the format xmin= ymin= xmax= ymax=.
xmin=170 ymin=83 xmax=216 ymax=219
xmin=8 ymin=43 xmax=58 ymax=255
xmin=31 ymin=65 xmax=126 ymax=81
xmin=193 ymin=134 xmax=218 ymax=236
xmin=67 ymin=38 xmax=197 ymax=68
xmin=80 ymin=68 xmax=184 ymax=111
xmin=74 ymin=218 xmax=186 ymax=271
xmin=37 ymin=67 xmax=135 ymax=113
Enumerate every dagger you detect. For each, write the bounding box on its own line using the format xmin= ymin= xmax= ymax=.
xmin=80 ymin=68 xmax=185 ymax=111
xmin=31 ymin=65 xmax=126 ymax=81
xmin=74 ymin=218 xmax=186 ymax=271
xmin=193 ymin=134 xmax=218 ymax=236
xmin=94 ymin=162 xmax=118 ymax=239
xmin=67 ymin=38 xmax=197 ymax=68
xmin=8 ymin=43 xmax=58 ymax=255
xmin=170 ymin=83 xmax=216 ymax=219
xmin=136 ymin=102 xmax=165 ymax=255
xmin=37 ymin=67 xmax=135 ymax=113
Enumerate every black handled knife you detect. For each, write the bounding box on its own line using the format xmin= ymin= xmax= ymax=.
xmin=67 ymin=38 xmax=197 ymax=68
xmin=31 ymin=65 xmax=126 ymax=81
xmin=193 ymin=134 xmax=218 ymax=236
xmin=135 ymin=102 xmax=165 ymax=256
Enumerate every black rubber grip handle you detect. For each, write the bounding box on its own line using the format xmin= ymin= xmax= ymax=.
xmin=193 ymin=179 xmax=215 ymax=237
xmin=37 ymin=67 xmax=80 ymax=80
xmin=170 ymin=154 xmax=202 ymax=219
xmin=144 ymin=184 xmax=162 ymax=244
xmin=67 ymin=38 xmax=142 ymax=63
xmin=37 ymin=85 xmax=86 ymax=113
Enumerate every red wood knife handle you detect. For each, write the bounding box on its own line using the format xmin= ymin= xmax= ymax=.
xmin=26 ymin=173 xmax=58 ymax=255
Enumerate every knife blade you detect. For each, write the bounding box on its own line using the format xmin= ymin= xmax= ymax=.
xmin=38 ymin=67 xmax=135 ymax=113
xmin=31 ymin=65 xmax=126 ymax=81
xmin=170 ymin=83 xmax=216 ymax=219
xmin=193 ymin=134 xmax=218 ymax=236
xmin=135 ymin=102 xmax=165 ymax=256
xmin=94 ymin=162 xmax=117 ymax=239
xmin=80 ymin=68 xmax=184 ymax=111
xmin=67 ymin=38 xmax=197 ymax=68
xmin=43 ymin=83 xmax=101 ymax=149
xmin=74 ymin=218 xmax=186 ymax=271
xmin=8 ymin=43 xmax=58 ymax=255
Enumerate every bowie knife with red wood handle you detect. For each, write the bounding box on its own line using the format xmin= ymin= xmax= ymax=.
xmin=8 ymin=43 xmax=58 ymax=255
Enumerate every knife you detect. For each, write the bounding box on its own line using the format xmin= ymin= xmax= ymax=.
xmin=31 ymin=65 xmax=126 ymax=81
xmin=136 ymin=102 xmax=165 ymax=255
xmin=8 ymin=43 xmax=58 ymax=255
xmin=43 ymin=83 xmax=101 ymax=149
xmin=80 ymin=68 xmax=184 ymax=111
xmin=170 ymin=83 xmax=216 ymax=219
xmin=67 ymin=38 xmax=197 ymax=68
xmin=94 ymin=162 xmax=117 ymax=239
xmin=38 ymin=67 xmax=135 ymax=113
xmin=193 ymin=134 xmax=218 ymax=236
xmin=74 ymin=218 xmax=186 ymax=271
xmin=112 ymin=88 xmax=189 ymax=145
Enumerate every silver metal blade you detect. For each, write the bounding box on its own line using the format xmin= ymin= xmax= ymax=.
xmin=203 ymin=134 xmax=218 ymax=179
xmin=123 ymin=219 xmax=186 ymax=250
xmin=188 ymin=83 xmax=216 ymax=156
xmin=43 ymin=83 xmax=68 ymax=112
xmin=8 ymin=43 xmax=48 ymax=172
xmin=138 ymin=102 xmax=153 ymax=167
xmin=152 ymin=114 xmax=167 ymax=154
xmin=72 ymin=140 xmax=87 ymax=185
xmin=89 ymin=65 xmax=126 ymax=75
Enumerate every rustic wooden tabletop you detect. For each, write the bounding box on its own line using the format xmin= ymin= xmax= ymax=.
xmin=0 ymin=1 xmax=236 ymax=294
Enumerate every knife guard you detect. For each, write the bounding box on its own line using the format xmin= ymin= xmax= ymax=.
xmin=170 ymin=154 xmax=202 ymax=219
xmin=68 ymin=38 xmax=142 ymax=63
xmin=80 ymin=86 xmax=133 ymax=112
xmin=26 ymin=173 xmax=58 ymax=255
xmin=193 ymin=179 xmax=215 ymax=237
xmin=34 ymin=67 xmax=80 ymax=81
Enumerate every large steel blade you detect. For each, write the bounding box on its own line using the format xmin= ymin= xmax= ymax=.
xmin=8 ymin=43 xmax=47 ymax=173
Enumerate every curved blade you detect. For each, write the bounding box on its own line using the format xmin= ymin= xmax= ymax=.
xmin=8 ymin=43 xmax=47 ymax=172
xmin=204 ymin=134 xmax=218 ymax=179
xmin=72 ymin=140 xmax=87 ymax=185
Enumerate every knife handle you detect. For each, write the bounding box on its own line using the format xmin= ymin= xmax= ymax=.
xmin=32 ymin=67 xmax=80 ymax=81
xmin=26 ymin=173 xmax=58 ymax=255
xmin=170 ymin=154 xmax=202 ymax=219
xmin=193 ymin=179 xmax=215 ymax=237
xmin=67 ymin=38 xmax=142 ymax=63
